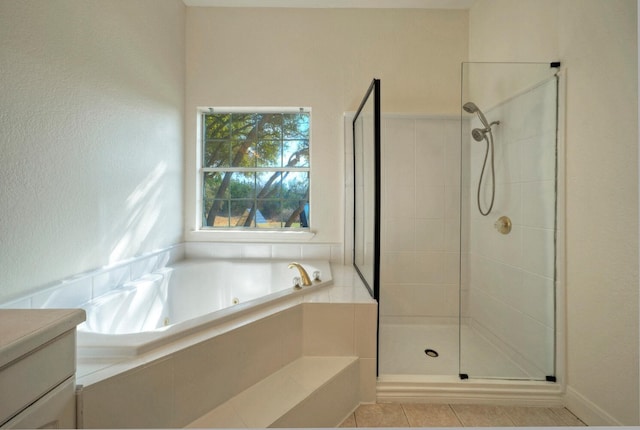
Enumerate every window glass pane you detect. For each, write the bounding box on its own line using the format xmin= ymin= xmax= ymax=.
xmin=203 ymin=140 xmax=231 ymax=168
xmin=229 ymin=200 xmax=254 ymax=227
xmin=282 ymin=171 xmax=309 ymax=227
xmin=281 ymin=200 xmax=309 ymax=227
xmin=255 ymin=200 xmax=280 ymax=228
xmin=229 ymin=172 xmax=257 ymax=199
xmin=283 ymin=171 xmax=309 ymax=201
xmin=257 ymin=113 xmax=283 ymax=139
xmin=230 ymin=113 xmax=258 ymax=140
xmin=230 ymin=139 xmax=255 ymax=168
xmin=204 ymin=114 xmax=231 ymax=139
xmin=210 ymin=200 xmax=231 ymax=227
xmin=283 ymin=140 xmax=309 ymax=167
xmin=256 ymin=171 xmax=282 ymax=198
xmin=283 ymin=113 xmax=310 ymax=139
xmin=255 ymin=141 xmax=282 ymax=167
xmin=203 ymin=172 xmax=231 ymax=227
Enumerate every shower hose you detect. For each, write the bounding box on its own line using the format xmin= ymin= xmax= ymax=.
xmin=477 ymin=131 xmax=495 ymax=216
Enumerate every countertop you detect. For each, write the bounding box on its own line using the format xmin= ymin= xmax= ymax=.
xmin=0 ymin=309 xmax=86 ymax=368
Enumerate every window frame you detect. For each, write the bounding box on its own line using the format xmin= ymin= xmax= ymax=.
xmin=195 ymin=107 xmax=313 ymax=237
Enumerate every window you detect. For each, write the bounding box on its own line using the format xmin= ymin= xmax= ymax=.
xmin=199 ymin=108 xmax=310 ymax=229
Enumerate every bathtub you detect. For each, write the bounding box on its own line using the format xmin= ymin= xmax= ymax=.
xmin=76 ymin=259 xmax=332 ymax=358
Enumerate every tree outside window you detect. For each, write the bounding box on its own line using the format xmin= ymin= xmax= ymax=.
xmin=201 ymin=110 xmax=310 ymax=229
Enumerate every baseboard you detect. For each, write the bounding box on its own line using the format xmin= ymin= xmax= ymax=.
xmin=564 ymin=385 xmax=625 ymax=426
xmin=377 ymin=375 xmax=563 ymax=407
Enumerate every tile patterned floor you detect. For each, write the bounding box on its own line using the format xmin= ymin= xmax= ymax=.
xmin=340 ymin=403 xmax=586 ymax=427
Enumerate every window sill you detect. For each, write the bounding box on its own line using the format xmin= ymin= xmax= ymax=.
xmin=186 ymin=229 xmax=317 ymax=243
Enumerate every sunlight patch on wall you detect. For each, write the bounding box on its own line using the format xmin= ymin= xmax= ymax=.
xmin=109 ymin=162 xmax=168 ymax=264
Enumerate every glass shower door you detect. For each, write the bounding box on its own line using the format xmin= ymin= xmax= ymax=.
xmin=459 ymin=62 xmax=559 ymax=380
xmin=353 ymin=78 xmax=381 ymax=301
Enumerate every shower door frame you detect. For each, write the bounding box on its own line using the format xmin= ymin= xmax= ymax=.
xmin=352 ymin=78 xmax=381 ymax=376
xmin=352 ymin=78 xmax=381 ymax=302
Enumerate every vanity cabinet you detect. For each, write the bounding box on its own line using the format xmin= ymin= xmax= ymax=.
xmin=0 ymin=309 xmax=85 ymax=429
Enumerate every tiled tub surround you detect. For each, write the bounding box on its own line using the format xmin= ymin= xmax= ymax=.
xmin=0 ymin=242 xmax=345 ymax=311
xmin=0 ymin=244 xmax=186 ymax=311
xmin=75 ymin=270 xmax=376 ymax=428
xmin=0 ymin=242 xmax=374 ymax=428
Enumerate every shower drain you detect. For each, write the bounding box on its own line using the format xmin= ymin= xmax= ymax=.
xmin=424 ymin=348 xmax=439 ymax=358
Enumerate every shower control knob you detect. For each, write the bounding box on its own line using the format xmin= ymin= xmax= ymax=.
xmin=495 ymin=216 xmax=512 ymax=235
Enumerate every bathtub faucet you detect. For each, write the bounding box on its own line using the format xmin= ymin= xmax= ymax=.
xmin=288 ymin=262 xmax=312 ymax=286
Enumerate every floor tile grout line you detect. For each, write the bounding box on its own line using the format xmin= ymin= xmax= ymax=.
xmin=400 ymin=403 xmax=412 ymax=427
xmin=502 ymin=405 xmax=513 ymax=425
xmin=447 ymin=404 xmax=466 ymax=427
xmin=501 ymin=405 xmax=518 ymax=427
xmin=556 ymin=406 xmax=588 ymax=426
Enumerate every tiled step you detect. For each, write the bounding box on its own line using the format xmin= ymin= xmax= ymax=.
xmin=186 ymin=356 xmax=360 ymax=428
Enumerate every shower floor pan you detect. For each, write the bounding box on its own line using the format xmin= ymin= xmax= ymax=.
xmin=379 ymin=323 xmax=527 ymax=377
xmin=377 ymin=323 xmax=561 ymax=406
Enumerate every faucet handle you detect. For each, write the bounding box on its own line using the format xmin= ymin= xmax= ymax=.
xmin=312 ymin=271 xmax=321 ymax=281
xmin=292 ymin=276 xmax=302 ymax=289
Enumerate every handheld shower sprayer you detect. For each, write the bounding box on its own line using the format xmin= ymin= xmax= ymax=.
xmin=463 ymin=102 xmax=500 ymax=132
xmin=463 ymin=101 xmax=500 ymax=216
xmin=463 ymin=102 xmax=491 ymax=130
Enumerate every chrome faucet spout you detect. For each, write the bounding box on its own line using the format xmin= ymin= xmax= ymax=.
xmin=288 ymin=262 xmax=312 ymax=286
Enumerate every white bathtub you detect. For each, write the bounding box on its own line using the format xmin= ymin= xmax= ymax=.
xmin=77 ymin=259 xmax=332 ymax=358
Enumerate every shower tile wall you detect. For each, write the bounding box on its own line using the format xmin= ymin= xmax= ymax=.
xmin=380 ymin=116 xmax=462 ymax=324
xmin=463 ymin=77 xmax=557 ymax=377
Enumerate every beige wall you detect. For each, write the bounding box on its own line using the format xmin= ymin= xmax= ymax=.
xmin=0 ymin=0 xmax=186 ymax=301
xmin=184 ymin=7 xmax=468 ymax=243
xmin=470 ymin=0 xmax=639 ymax=425
xmin=469 ymin=0 xmax=559 ymax=62
xmin=558 ymin=0 xmax=638 ymax=425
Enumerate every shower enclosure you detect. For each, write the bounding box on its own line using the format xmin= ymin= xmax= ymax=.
xmin=364 ymin=62 xmax=561 ymax=387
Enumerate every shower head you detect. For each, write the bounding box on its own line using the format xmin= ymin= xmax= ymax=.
xmin=462 ymin=101 xmax=478 ymax=113
xmin=471 ymin=128 xmax=487 ymax=142
xmin=463 ymin=101 xmax=491 ymax=130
